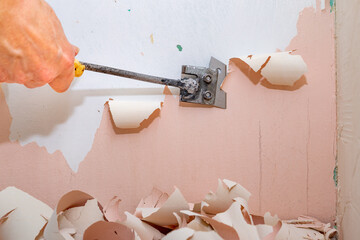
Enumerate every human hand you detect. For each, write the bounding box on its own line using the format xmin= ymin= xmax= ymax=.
xmin=0 ymin=0 xmax=79 ymax=92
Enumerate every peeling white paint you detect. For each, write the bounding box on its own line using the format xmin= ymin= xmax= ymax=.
xmin=3 ymin=0 xmax=316 ymax=171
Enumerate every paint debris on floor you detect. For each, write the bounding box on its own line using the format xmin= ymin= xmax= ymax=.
xmin=0 ymin=179 xmax=337 ymax=240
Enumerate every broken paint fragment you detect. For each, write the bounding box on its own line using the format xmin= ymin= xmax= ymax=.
xmin=176 ymin=45 xmax=183 ymax=52
xmin=202 ymin=179 xmax=251 ymax=215
xmin=44 ymin=190 xmax=99 ymax=240
xmin=137 ymin=188 xmax=189 ymax=226
xmin=108 ymin=100 xmax=162 ymax=129
xmin=231 ymin=51 xmax=308 ymax=87
xmin=150 ymin=34 xmax=154 ymax=44
xmin=0 ymin=187 xmax=53 ymax=240
xmin=122 ymin=212 xmax=164 ymax=240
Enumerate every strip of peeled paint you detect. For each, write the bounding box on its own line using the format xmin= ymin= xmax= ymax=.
xmin=0 ymin=187 xmax=53 ymax=240
xmin=122 ymin=212 xmax=164 ymax=240
xmin=232 ymin=51 xmax=308 ymax=86
xmin=203 ymin=179 xmax=251 ymax=215
xmin=108 ymin=100 xmax=162 ymax=129
xmin=58 ymin=199 xmax=105 ymax=240
xmin=137 ymin=187 xmax=189 ymax=227
xmin=44 ymin=190 xmax=101 ymax=240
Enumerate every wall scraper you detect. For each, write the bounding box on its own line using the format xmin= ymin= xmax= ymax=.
xmin=74 ymin=57 xmax=227 ymax=109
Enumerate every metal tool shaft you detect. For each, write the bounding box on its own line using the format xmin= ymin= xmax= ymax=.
xmin=80 ymin=61 xmax=183 ymax=88
xmin=78 ymin=57 xmax=226 ymax=108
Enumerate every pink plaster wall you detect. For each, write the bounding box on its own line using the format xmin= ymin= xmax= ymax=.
xmin=0 ymin=5 xmax=336 ymax=222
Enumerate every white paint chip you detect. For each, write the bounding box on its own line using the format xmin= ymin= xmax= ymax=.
xmin=122 ymin=212 xmax=164 ymax=240
xmin=236 ymin=52 xmax=308 ymax=86
xmin=44 ymin=190 xmax=104 ymax=240
xmin=203 ymin=179 xmax=251 ymax=215
xmin=0 ymin=187 xmax=53 ymax=240
xmin=137 ymin=188 xmax=189 ymax=227
xmin=58 ymin=199 xmax=105 ymax=240
xmin=162 ymin=228 xmax=195 ymax=240
xmin=212 ymin=200 xmax=273 ymax=240
xmin=109 ymin=100 xmax=162 ymax=129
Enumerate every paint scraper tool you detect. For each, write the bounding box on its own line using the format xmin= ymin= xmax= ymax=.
xmin=74 ymin=57 xmax=227 ymax=109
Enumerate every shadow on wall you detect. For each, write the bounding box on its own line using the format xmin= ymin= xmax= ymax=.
xmin=0 ymin=84 xmax=165 ymax=142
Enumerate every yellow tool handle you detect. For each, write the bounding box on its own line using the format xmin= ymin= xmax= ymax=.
xmin=74 ymin=59 xmax=85 ymax=77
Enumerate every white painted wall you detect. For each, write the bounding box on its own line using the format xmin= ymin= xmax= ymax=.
xmin=2 ymin=0 xmax=316 ymax=171
xmin=336 ymin=0 xmax=360 ymax=239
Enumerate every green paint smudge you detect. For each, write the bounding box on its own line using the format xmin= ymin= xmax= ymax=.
xmin=128 ymin=9 xmax=131 ymax=12
xmin=176 ymin=45 xmax=183 ymax=52
xmin=330 ymin=0 xmax=335 ymax=12
xmin=333 ymin=165 xmax=338 ymax=187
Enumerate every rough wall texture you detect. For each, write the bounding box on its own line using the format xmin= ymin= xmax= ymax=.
xmin=336 ymin=0 xmax=360 ymax=238
xmin=0 ymin=3 xmax=336 ymax=222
